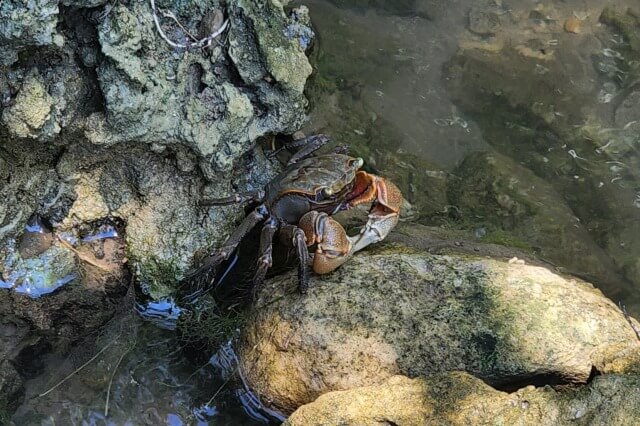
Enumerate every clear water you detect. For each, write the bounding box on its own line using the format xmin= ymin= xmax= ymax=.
xmin=12 ymin=0 xmax=640 ymax=423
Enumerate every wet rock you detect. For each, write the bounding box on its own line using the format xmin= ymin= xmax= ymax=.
xmin=449 ymin=151 xmax=638 ymax=309
xmin=285 ymin=373 xmax=640 ymax=425
xmin=239 ymin=234 xmax=640 ymax=413
xmin=84 ymin=0 xmax=310 ymax=171
xmin=0 ymin=147 xmax=60 ymax=243
xmin=0 ymin=360 xmax=23 ymax=417
xmin=600 ymin=7 xmax=640 ymax=52
xmin=0 ymin=0 xmax=60 ymax=66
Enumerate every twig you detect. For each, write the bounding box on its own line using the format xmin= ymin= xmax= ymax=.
xmin=620 ymin=303 xmax=640 ymax=341
xmin=104 ymin=338 xmax=136 ymax=417
xmin=205 ymin=369 xmax=237 ymax=407
xmin=149 ymin=0 xmax=229 ymax=50
xmin=57 ymin=236 xmax=111 ymax=272
xmin=38 ymin=333 xmax=121 ymax=398
xmin=160 ymin=9 xmax=198 ymax=41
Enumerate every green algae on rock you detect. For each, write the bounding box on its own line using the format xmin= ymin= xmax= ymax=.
xmin=239 ymin=238 xmax=640 ymax=413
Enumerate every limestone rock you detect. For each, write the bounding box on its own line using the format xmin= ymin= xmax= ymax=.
xmin=285 ymin=373 xmax=640 ymax=425
xmin=239 ymin=243 xmax=640 ymax=413
xmin=0 ymin=0 xmax=60 ymax=66
xmin=2 ymin=70 xmax=57 ymax=140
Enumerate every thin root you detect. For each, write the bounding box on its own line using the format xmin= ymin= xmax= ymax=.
xmin=38 ymin=333 xmax=122 ymax=398
xmin=150 ymin=0 xmax=229 ymax=50
xmin=620 ymin=302 xmax=640 ymax=341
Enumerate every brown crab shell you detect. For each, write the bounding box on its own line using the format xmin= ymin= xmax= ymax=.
xmin=266 ymin=154 xmax=363 ymax=201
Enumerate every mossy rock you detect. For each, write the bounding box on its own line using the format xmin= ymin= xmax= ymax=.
xmin=239 ymin=242 xmax=640 ymax=414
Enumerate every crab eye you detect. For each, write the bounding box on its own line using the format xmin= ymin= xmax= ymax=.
xmin=322 ymin=187 xmax=334 ymax=197
xmin=352 ymin=157 xmax=364 ymax=169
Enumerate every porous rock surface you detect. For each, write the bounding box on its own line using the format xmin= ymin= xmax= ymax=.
xmin=1 ymin=0 xmax=313 ymax=294
xmin=239 ymin=230 xmax=640 ymax=414
xmin=0 ymin=0 xmax=314 ymax=417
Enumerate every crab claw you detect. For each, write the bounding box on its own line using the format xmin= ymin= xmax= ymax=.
xmin=299 ymin=211 xmax=352 ymax=274
xmin=348 ymin=171 xmax=403 ymax=253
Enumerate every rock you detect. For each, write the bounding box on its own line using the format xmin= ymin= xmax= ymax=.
xmin=83 ymin=0 xmax=310 ymax=171
xmin=0 ymin=0 xmax=60 ymax=66
xmin=285 ymin=372 xmax=640 ymax=425
xmin=53 ymin=143 xmax=270 ymax=299
xmin=239 ymin=239 xmax=640 ymax=414
xmin=2 ymin=70 xmax=57 ymax=139
xmin=0 ymin=145 xmax=60 ymax=243
xmin=448 ymin=151 xmax=638 ymax=310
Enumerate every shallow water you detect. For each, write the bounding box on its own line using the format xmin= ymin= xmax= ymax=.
xmin=10 ymin=0 xmax=640 ymax=423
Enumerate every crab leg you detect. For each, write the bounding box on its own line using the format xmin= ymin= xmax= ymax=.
xmin=269 ymin=134 xmax=332 ymax=165
xmin=187 ymin=205 xmax=268 ymax=284
xmin=251 ymin=218 xmax=278 ymax=300
xmin=201 ymin=189 xmax=265 ymax=206
xmin=348 ymin=171 xmax=403 ymax=254
xmin=280 ymin=224 xmax=311 ymax=293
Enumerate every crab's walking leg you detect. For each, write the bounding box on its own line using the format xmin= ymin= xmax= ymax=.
xmin=187 ymin=205 xmax=268 ymax=283
xmin=201 ymin=190 xmax=265 ymax=206
xmin=280 ymin=224 xmax=311 ymax=294
xmin=251 ymin=218 xmax=278 ymax=300
xmin=269 ymin=134 xmax=332 ymax=165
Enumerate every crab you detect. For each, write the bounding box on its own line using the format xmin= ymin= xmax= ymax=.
xmin=195 ymin=135 xmax=403 ymax=295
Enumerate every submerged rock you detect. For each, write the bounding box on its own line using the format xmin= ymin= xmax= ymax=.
xmin=239 ymin=229 xmax=640 ymax=413
xmin=285 ymin=373 xmax=640 ymax=425
xmin=449 ymin=151 xmax=639 ymax=311
xmin=444 ymin=2 xmax=640 ymax=298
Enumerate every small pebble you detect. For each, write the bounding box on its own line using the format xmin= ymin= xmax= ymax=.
xmin=564 ymin=17 xmax=582 ymax=34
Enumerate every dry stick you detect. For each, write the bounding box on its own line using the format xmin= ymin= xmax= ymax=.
xmin=620 ymin=303 xmax=640 ymax=341
xmin=38 ymin=333 xmax=122 ymax=398
xmin=104 ymin=339 xmax=136 ymax=417
xmin=149 ymin=0 xmax=229 ymax=49
xmin=57 ymin=236 xmax=111 ymax=271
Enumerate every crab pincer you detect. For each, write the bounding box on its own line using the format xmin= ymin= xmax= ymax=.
xmin=346 ymin=171 xmax=403 ymax=254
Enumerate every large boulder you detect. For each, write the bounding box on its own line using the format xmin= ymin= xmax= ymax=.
xmin=239 ymin=227 xmax=640 ymax=413
xmin=285 ymin=373 xmax=640 ymax=425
